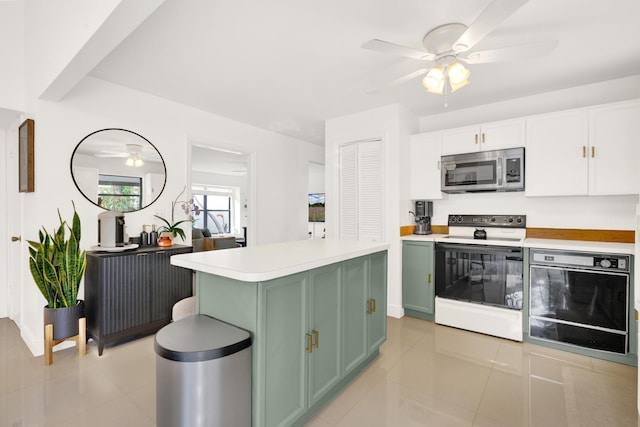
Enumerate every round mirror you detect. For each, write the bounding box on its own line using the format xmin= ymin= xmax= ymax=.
xmin=70 ymin=128 xmax=166 ymax=212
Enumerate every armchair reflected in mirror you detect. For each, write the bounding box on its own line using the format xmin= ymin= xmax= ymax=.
xmin=70 ymin=129 xmax=166 ymax=212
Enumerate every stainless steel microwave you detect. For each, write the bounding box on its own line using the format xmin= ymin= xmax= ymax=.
xmin=441 ymin=147 xmax=524 ymax=193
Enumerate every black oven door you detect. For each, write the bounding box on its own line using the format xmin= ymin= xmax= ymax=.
xmin=529 ymin=265 xmax=628 ymax=353
xmin=435 ymin=243 xmax=523 ymax=309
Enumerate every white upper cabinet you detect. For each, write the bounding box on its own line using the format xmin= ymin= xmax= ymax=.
xmin=526 ymin=100 xmax=640 ymax=197
xmin=525 ymin=109 xmax=589 ymax=196
xmin=441 ymin=119 xmax=525 ymax=155
xmin=409 ymin=132 xmax=444 ymax=200
xmin=588 ymin=101 xmax=640 ymax=196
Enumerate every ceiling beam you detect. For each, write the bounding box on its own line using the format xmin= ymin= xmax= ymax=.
xmin=39 ymin=0 xmax=165 ymax=102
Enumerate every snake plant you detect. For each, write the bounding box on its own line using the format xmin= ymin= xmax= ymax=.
xmin=28 ymin=202 xmax=86 ymax=308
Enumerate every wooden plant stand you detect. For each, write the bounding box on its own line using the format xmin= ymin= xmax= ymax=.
xmin=44 ymin=317 xmax=86 ymax=366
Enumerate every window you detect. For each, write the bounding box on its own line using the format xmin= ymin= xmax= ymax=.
xmin=98 ymin=174 xmax=142 ymax=212
xmin=192 ymin=187 xmax=234 ymax=234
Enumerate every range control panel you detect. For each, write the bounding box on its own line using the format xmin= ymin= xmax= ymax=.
xmin=531 ymin=250 xmax=630 ymax=272
xmin=447 ymin=214 xmax=526 ymax=228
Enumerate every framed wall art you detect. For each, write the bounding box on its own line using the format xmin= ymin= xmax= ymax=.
xmin=19 ymin=118 xmax=34 ymax=193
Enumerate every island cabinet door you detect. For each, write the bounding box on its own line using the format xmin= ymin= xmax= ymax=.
xmin=341 ymin=256 xmax=368 ymax=376
xmin=368 ymin=251 xmax=388 ymax=354
xmin=307 ymin=263 xmax=342 ymax=407
xmin=259 ymin=272 xmax=308 ymax=427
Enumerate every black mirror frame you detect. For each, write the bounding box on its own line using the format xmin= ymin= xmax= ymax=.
xmin=70 ymin=128 xmax=167 ymax=212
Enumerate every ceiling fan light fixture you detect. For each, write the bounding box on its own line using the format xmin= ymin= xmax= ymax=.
xmin=447 ymin=61 xmax=471 ymax=92
xmin=124 ymin=144 xmax=145 ymax=167
xmin=422 ymin=66 xmax=445 ymax=94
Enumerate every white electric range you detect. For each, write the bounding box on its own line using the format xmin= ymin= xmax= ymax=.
xmin=434 ymin=214 xmax=526 ymax=341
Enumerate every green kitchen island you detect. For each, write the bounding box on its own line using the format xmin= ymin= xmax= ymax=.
xmin=171 ymin=239 xmax=389 ymax=427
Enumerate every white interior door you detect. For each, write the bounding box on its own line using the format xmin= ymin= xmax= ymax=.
xmin=2 ymin=125 xmax=24 ymax=322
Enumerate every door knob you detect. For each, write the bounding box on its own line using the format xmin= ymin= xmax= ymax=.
xmin=11 ymin=236 xmax=21 ymax=242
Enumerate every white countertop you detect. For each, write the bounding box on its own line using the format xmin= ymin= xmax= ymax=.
xmin=171 ymin=238 xmax=389 ymax=282
xmin=402 ymin=233 xmax=634 ymax=255
xmin=401 ymin=234 xmax=447 ymax=242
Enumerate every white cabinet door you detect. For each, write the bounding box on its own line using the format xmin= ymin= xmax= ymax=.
xmin=588 ymin=101 xmax=640 ymax=196
xmin=480 ymin=119 xmax=525 ymax=151
xmin=441 ymin=125 xmax=478 ymax=155
xmin=409 ymin=132 xmax=444 ymax=200
xmin=525 ymin=110 xmax=589 ymax=196
xmin=441 ymin=119 xmax=525 ymax=155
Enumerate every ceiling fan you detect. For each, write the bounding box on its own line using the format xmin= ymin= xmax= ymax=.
xmin=362 ymin=0 xmax=557 ymax=105
xmin=94 ymin=144 xmax=146 ymax=167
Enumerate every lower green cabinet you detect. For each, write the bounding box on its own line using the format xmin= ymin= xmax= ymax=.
xmin=196 ymin=251 xmax=388 ymax=427
xmin=342 ymin=256 xmax=368 ymax=375
xmin=368 ymin=251 xmax=388 ymax=352
xmin=307 ymin=263 xmax=342 ymax=407
xmin=402 ymin=241 xmax=435 ymax=321
xmin=261 ymin=273 xmax=307 ymax=427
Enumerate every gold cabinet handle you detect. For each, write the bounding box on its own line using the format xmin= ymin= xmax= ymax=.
xmin=428 ymin=273 xmax=432 ymax=284
xmin=591 ymin=146 xmax=595 ymax=158
xmin=474 ymin=134 xmax=478 ymax=144
xmin=312 ymin=330 xmax=319 ymax=349
xmin=305 ymin=333 xmax=313 ymax=353
xmin=482 ymin=133 xmax=485 ymax=143
xmin=372 ymin=298 xmax=377 ymax=313
xmin=11 ymin=236 xmax=21 ymax=242
xmin=367 ymin=299 xmax=373 ymax=314
xmin=582 ymin=146 xmax=586 ymax=158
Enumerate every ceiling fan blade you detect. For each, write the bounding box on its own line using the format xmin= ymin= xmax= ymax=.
xmin=463 ymin=40 xmax=558 ymax=64
xmin=453 ymin=0 xmax=529 ymax=52
xmin=362 ymin=39 xmax=435 ymax=61
xmin=94 ymin=152 xmax=128 ymax=158
xmin=367 ymin=67 xmax=430 ymax=94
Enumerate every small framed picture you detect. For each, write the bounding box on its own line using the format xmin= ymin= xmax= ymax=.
xmin=19 ymin=118 xmax=34 ymax=193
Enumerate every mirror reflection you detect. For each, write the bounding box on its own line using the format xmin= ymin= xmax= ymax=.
xmin=70 ymin=129 xmax=166 ymax=212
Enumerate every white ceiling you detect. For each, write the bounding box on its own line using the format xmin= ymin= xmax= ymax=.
xmin=89 ymin=0 xmax=640 ymax=145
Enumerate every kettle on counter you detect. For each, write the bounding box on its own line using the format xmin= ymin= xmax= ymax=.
xmin=473 ymin=228 xmax=487 ymax=240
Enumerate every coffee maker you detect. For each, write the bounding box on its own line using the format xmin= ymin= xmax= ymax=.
xmin=98 ymin=211 xmax=126 ymax=247
xmin=412 ymin=200 xmax=432 ymax=235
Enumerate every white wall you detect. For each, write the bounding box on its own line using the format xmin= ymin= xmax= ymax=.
xmin=308 ymin=161 xmax=325 ymax=194
xmin=419 ymin=75 xmax=640 ymax=134
xmin=326 ymin=104 xmax=418 ymax=319
xmin=0 ymin=1 xmax=25 ymax=113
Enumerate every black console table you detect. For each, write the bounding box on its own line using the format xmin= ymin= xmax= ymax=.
xmin=85 ymin=245 xmax=192 ymax=355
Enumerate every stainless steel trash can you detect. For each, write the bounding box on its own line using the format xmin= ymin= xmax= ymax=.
xmin=154 ymin=314 xmax=252 ymax=427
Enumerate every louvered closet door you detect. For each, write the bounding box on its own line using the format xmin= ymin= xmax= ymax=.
xmin=338 ymin=140 xmax=383 ymax=242
xmin=339 ymin=144 xmax=358 ymax=240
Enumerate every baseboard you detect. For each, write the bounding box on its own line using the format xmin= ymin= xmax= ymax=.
xmin=387 ymin=304 xmax=404 ymax=319
xmin=21 ymin=323 xmax=75 ymax=357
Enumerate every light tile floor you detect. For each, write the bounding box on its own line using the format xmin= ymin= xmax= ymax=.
xmin=0 ymin=316 xmax=638 ymax=426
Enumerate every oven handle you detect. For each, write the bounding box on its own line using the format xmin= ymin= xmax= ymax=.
xmin=435 ymin=242 xmax=522 ymax=255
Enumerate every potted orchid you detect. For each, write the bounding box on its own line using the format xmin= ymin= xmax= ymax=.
xmin=154 ymin=186 xmax=200 ymax=245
